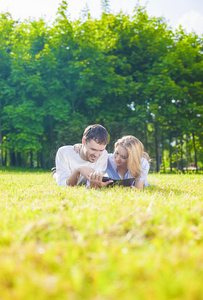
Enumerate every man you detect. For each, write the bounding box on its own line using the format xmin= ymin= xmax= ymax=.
xmin=54 ymin=124 xmax=109 ymax=187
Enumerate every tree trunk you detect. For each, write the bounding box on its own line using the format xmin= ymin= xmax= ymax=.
xmin=192 ymin=131 xmax=198 ymax=171
xmin=185 ymin=135 xmax=189 ymax=171
xmin=9 ymin=150 xmax=16 ymax=166
xmin=0 ymin=118 xmax=2 ymax=166
xmin=161 ymin=136 xmax=165 ymax=173
xmin=145 ymin=121 xmax=148 ymax=151
xmin=30 ymin=149 xmax=33 ymax=168
xmin=49 ymin=115 xmax=53 ymax=146
xmin=16 ymin=152 xmax=22 ymax=167
xmin=175 ymin=131 xmax=179 ymax=170
xmin=39 ymin=151 xmax=44 ymax=169
xmin=180 ymin=137 xmax=183 ymax=172
xmin=154 ymin=122 xmax=160 ymax=172
xmin=37 ymin=151 xmax=40 ymax=168
xmin=4 ymin=150 xmax=7 ymax=166
xmin=169 ymin=133 xmax=173 ymax=172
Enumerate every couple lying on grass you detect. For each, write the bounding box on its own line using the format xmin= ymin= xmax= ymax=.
xmin=53 ymin=124 xmax=151 ymax=189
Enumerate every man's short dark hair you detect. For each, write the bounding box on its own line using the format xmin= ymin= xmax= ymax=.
xmin=83 ymin=124 xmax=109 ymax=145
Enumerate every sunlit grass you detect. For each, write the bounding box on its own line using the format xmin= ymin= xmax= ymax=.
xmin=0 ymin=170 xmax=202 ymax=299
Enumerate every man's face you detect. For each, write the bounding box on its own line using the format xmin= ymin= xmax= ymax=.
xmin=82 ymin=139 xmax=106 ymax=163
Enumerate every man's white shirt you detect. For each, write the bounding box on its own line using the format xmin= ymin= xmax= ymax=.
xmin=55 ymin=146 xmax=108 ymax=186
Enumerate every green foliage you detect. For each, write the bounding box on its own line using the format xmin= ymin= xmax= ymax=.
xmin=3 ymin=101 xmax=44 ymax=151
xmin=56 ymin=112 xmax=88 ymax=146
xmin=0 ymin=171 xmax=202 ymax=299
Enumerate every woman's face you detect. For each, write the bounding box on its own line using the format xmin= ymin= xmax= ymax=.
xmin=114 ymin=145 xmax=128 ymax=168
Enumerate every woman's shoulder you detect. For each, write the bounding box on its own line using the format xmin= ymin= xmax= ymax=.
xmin=108 ymin=153 xmax=114 ymax=161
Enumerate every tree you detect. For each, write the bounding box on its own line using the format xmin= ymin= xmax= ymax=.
xmin=0 ymin=13 xmax=16 ymax=166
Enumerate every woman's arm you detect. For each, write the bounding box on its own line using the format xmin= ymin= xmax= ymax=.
xmin=132 ymin=158 xmax=150 ymax=189
xmin=133 ymin=180 xmax=145 ymax=189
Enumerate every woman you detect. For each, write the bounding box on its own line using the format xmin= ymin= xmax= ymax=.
xmin=88 ymin=135 xmax=151 ymax=189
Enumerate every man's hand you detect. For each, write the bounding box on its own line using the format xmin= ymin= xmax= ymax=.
xmin=88 ymin=171 xmax=113 ymax=188
xmin=67 ymin=166 xmax=95 ymax=186
xmin=78 ymin=166 xmax=95 ymax=180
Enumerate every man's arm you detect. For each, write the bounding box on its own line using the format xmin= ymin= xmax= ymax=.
xmin=67 ymin=166 xmax=95 ymax=186
xmin=73 ymin=144 xmax=108 ymax=176
xmin=73 ymin=146 xmax=109 ymax=186
xmin=55 ymin=147 xmax=98 ymax=187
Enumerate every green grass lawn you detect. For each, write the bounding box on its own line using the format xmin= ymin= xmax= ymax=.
xmin=0 ymin=170 xmax=202 ymax=300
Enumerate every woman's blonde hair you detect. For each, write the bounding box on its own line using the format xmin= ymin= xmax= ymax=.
xmin=114 ymin=135 xmax=151 ymax=179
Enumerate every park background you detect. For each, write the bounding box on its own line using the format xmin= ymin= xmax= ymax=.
xmin=0 ymin=0 xmax=202 ymax=171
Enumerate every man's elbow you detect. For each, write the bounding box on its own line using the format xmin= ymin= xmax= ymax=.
xmin=56 ymin=179 xmax=68 ymax=187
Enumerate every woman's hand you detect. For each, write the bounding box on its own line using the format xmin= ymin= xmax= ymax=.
xmin=73 ymin=143 xmax=82 ymax=154
xmin=88 ymin=172 xmax=113 ymax=188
